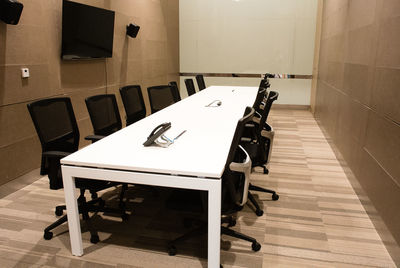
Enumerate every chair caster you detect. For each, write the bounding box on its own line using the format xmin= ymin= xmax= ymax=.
xmin=55 ymin=207 xmax=64 ymax=216
xmin=263 ymin=166 xmax=269 ymax=174
xmin=272 ymin=193 xmax=279 ymax=201
xmin=168 ymin=245 xmax=177 ymax=256
xmin=252 ymin=241 xmax=261 ymax=252
xmin=121 ymin=213 xmax=129 ymax=221
xmin=44 ymin=231 xmax=53 ymax=240
xmin=90 ymin=234 xmax=100 ymax=244
xmin=228 ymin=218 xmax=236 ymax=227
xmin=256 ymin=209 xmax=264 ymax=216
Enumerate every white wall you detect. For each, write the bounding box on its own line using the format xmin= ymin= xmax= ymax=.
xmin=179 ymin=0 xmax=318 ymax=105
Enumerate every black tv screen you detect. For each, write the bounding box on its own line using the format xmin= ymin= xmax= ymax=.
xmin=62 ymin=0 xmax=115 ymax=60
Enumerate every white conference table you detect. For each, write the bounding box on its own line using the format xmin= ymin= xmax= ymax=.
xmin=61 ymin=85 xmax=258 ymax=267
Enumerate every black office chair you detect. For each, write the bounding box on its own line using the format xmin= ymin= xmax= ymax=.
xmin=242 ymin=91 xmax=279 ymax=216
xmin=147 ymin=85 xmax=179 ymax=114
xmin=195 ymin=74 xmax=206 ymax=91
xmin=119 ymin=85 xmax=146 ymax=126
xmin=85 ymin=94 xmax=122 ymax=142
xmin=184 ymin=78 xmax=196 ymax=96
xmin=242 ymin=80 xmax=268 ymax=141
xmin=27 ymin=97 xmax=127 ymax=243
xmin=168 ymin=81 xmax=182 ymax=102
xmin=167 ymin=107 xmax=261 ymax=259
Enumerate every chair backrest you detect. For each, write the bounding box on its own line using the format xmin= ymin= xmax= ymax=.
xmin=255 ymin=91 xmax=279 ymax=165
xmin=184 ymin=78 xmax=196 ymax=96
xmin=147 ymin=85 xmax=177 ymax=114
xmin=195 ymin=74 xmax=206 ymax=91
xmin=258 ymin=91 xmax=279 ymax=134
xmin=225 ymin=107 xmax=255 ymax=169
xmin=252 ymin=87 xmax=267 ymax=114
xmin=259 ymin=78 xmax=270 ymax=90
xmin=85 ymin=94 xmax=122 ymax=136
xmin=119 ymin=85 xmax=146 ymax=126
xmin=168 ymin=81 xmax=182 ymax=102
xmin=27 ymin=97 xmax=80 ymax=177
xmin=222 ymin=106 xmax=255 ymax=212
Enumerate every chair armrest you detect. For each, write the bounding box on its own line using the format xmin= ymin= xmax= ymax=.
xmin=42 ymin=151 xmax=70 ymax=159
xmin=229 ymin=145 xmax=252 ymax=206
xmin=85 ymin=134 xmax=106 ymax=142
xmin=261 ymin=129 xmax=274 ymax=140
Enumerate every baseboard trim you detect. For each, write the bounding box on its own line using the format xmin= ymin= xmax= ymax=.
xmin=272 ymin=104 xmax=310 ymax=110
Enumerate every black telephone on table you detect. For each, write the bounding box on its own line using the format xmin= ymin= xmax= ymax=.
xmin=143 ymin=122 xmax=171 ymax=146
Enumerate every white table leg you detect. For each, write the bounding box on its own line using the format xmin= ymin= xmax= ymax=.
xmin=208 ymin=180 xmax=221 ymax=268
xmin=61 ymin=166 xmax=83 ymax=256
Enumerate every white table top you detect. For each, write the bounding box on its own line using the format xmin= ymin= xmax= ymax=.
xmin=61 ymin=86 xmax=258 ymax=178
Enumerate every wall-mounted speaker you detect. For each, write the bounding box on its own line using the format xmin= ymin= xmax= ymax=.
xmin=126 ymin=23 xmax=140 ymax=38
xmin=0 ymin=0 xmax=24 ymax=25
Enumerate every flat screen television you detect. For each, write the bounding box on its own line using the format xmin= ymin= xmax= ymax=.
xmin=61 ymin=0 xmax=115 ymax=60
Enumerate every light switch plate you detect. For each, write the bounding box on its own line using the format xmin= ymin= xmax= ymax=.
xmin=21 ymin=68 xmax=30 ymax=78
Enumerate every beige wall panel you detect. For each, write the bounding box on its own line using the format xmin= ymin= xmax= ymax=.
xmin=315 ymin=0 xmax=400 ymax=252
xmin=345 ymin=26 xmax=377 ymax=65
xmin=60 ymin=61 xmax=107 ymax=91
xmin=372 ymin=68 xmax=400 ymax=123
xmin=0 ymin=65 xmax=52 ymax=106
xmin=381 ymin=0 xmax=400 ymax=19
xmin=326 ymin=62 xmax=344 ymax=90
xmin=0 ymin=0 xmax=179 ymax=185
xmin=347 ymin=0 xmax=378 ymax=30
xmin=364 ymin=111 xmax=400 ymax=185
xmin=355 ymin=148 xmax=400 ymax=244
xmin=0 ymin=137 xmax=41 ymax=186
xmin=0 ymin=103 xmax=36 ymax=147
xmin=376 ymin=16 xmax=400 ymax=68
xmin=343 ymin=63 xmax=373 ymax=105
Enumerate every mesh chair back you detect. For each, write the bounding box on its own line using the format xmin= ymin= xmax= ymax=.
xmin=222 ymin=106 xmax=255 ymax=212
xmin=196 ymin=74 xmax=206 ymax=91
xmin=252 ymin=87 xmax=267 ymax=114
xmin=258 ymin=91 xmax=279 ymax=133
xmin=147 ymin=85 xmax=177 ymax=113
xmin=119 ymin=85 xmax=146 ymax=126
xmin=184 ymin=78 xmax=196 ymax=96
xmin=27 ymin=97 xmax=80 ymax=175
xmin=85 ymin=94 xmax=122 ymax=136
xmin=254 ymin=91 xmax=279 ymax=165
xmin=259 ymin=78 xmax=270 ymax=90
xmin=168 ymin=81 xmax=181 ymax=102
xmin=225 ymin=107 xmax=255 ymax=168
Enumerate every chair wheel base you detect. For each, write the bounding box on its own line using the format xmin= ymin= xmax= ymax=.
xmin=44 ymin=231 xmax=53 ymax=240
xmin=55 ymin=207 xmax=63 ymax=216
xmin=121 ymin=213 xmax=129 ymax=221
xmin=252 ymin=241 xmax=261 ymax=252
xmin=228 ymin=219 xmax=236 ymax=227
xmin=256 ymin=209 xmax=264 ymax=216
xmin=168 ymin=245 xmax=177 ymax=256
xmin=263 ymin=167 xmax=269 ymax=174
xmin=90 ymin=234 xmax=100 ymax=244
xmin=272 ymin=193 xmax=279 ymax=201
